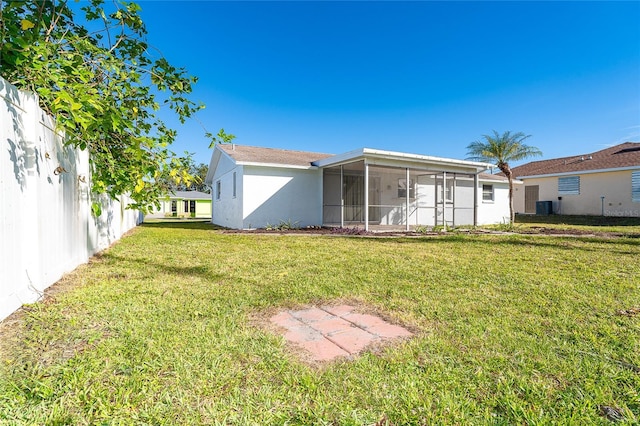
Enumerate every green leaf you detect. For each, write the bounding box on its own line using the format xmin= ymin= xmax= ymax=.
xmin=20 ymin=19 xmax=35 ymax=30
xmin=91 ymin=202 xmax=102 ymax=217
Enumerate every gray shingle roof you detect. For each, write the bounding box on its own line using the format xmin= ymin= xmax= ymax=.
xmin=219 ymin=144 xmax=333 ymax=167
xmin=479 ymin=173 xmax=510 ymax=182
xmin=171 ymin=191 xmax=210 ymax=200
xmin=510 ymin=142 xmax=640 ymax=178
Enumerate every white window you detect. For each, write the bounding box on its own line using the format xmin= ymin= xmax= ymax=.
xmin=398 ymin=178 xmax=415 ymax=198
xmin=482 ymin=184 xmax=494 ymax=202
xmin=632 ymin=171 xmax=640 ymax=203
xmin=558 ymin=176 xmax=580 ymax=195
xmin=232 ymin=172 xmax=237 ymax=198
xmin=437 ymin=179 xmax=454 ymax=203
xmin=216 ymin=180 xmax=221 ymax=200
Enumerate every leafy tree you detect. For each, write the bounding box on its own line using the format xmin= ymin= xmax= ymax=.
xmin=189 ymin=162 xmax=210 ymax=193
xmin=0 ymin=0 xmax=220 ymax=213
xmin=157 ymin=160 xmax=210 ymax=193
xmin=466 ymin=130 xmax=542 ymax=223
xmin=207 ymin=128 xmax=236 ymax=148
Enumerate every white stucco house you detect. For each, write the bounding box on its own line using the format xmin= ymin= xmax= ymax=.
xmin=205 ymin=144 xmax=516 ymax=230
xmin=510 ymin=142 xmax=640 ymax=216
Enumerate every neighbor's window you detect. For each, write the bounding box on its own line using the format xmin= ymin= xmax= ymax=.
xmin=190 ymin=200 xmax=196 ymax=212
xmin=216 ymin=180 xmax=221 ymax=200
xmin=482 ymin=184 xmax=494 ymax=202
xmin=183 ymin=200 xmax=189 ymax=212
xmin=398 ymin=178 xmax=415 ymax=198
xmin=632 ymin=171 xmax=640 ymax=203
xmin=232 ymin=172 xmax=237 ymax=198
xmin=558 ymin=176 xmax=580 ymax=195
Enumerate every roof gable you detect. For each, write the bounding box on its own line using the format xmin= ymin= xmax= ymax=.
xmin=511 ymin=142 xmax=640 ymax=178
xmin=218 ymin=144 xmax=333 ymax=168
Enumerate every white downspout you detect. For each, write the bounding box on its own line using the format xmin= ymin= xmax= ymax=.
xmin=340 ymin=165 xmax=344 ymax=228
xmin=364 ymin=162 xmax=369 ymax=232
xmin=405 ymin=167 xmax=410 ymax=231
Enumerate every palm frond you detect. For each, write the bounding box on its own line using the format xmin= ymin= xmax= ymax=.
xmin=465 ymin=130 xmax=540 ymax=165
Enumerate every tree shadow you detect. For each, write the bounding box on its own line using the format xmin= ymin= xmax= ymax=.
xmin=3 ymin=79 xmax=31 ymax=190
xmin=101 ymin=252 xmax=225 ymax=282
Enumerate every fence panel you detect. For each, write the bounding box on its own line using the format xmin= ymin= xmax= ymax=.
xmin=1 ymin=76 xmax=141 ymax=322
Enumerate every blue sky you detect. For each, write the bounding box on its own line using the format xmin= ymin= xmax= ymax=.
xmin=121 ymin=1 xmax=639 ymax=166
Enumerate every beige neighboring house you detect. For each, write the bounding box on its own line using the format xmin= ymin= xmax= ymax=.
xmin=146 ymin=191 xmax=212 ymax=219
xmin=510 ymin=142 xmax=640 ymax=217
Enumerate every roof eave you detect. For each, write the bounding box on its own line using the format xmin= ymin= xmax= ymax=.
xmin=517 ymin=165 xmax=640 ymax=179
xmin=238 ymin=161 xmax=319 ymax=170
xmin=314 ymin=147 xmax=493 ymax=171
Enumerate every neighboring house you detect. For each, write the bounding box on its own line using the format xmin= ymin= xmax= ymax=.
xmin=510 ymin=142 xmax=640 ymax=216
xmin=146 ymin=190 xmax=212 ymax=219
xmin=205 ymin=144 xmax=515 ymax=230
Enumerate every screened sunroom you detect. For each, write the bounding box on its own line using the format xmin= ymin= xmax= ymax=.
xmin=317 ymin=149 xmax=492 ymax=231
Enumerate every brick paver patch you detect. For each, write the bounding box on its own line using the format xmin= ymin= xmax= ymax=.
xmin=270 ymin=305 xmax=412 ymax=362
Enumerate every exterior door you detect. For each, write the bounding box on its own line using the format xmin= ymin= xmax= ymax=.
xmin=524 ymin=185 xmax=539 ymax=213
xmin=343 ymin=175 xmax=364 ymax=222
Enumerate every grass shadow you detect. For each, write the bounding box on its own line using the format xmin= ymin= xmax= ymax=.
xmin=101 ymin=252 xmax=225 ymax=281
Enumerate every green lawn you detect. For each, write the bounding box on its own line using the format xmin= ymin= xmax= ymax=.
xmin=1 ymin=223 xmax=639 ymax=425
xmin=512 ymin=214 xmax=640 ymax=236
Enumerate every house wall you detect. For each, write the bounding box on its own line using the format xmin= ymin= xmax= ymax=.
xmin=146 ymin=199 xmax=172 ymax=218
xmin=477 ymin=180 xmax=512 ymax=225
xmin=211 ymin=156 xmax=243 ymax=229
xmin=1 ymin=76 xmax=140 ymax=322
xmin=242 ymin=166 xmax=323 ymax=228
xmin=195 ymin=199 xmax=212 ymax=218
xmin=514 ymin=170 xmax=640 ymax=216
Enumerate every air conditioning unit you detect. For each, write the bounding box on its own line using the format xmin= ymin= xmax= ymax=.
xmin=535 ymin=201 xmax=553 ymax=215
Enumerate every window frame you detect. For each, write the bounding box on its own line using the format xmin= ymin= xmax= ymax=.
xmin=482 ymin=184 xmax=494 ymax=202
xmin=216 ymin=180 xmax=221 ymax=200
xmin=397 ymin=178 xmax=415 ymax=199
xmin=558 ymin=176 xmax=580 ymax=195
xmin=232 ymin=172 xmax=237 ymax=198
xmin=632 ymin=171 xmax=640 ymax=203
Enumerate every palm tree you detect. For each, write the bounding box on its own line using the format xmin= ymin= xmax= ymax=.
xmin=466 ymin=130 xmax=542 ymax=223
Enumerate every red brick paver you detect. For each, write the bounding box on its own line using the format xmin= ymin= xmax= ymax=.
xmin=270 ymin=305 xmax=412 ymax=362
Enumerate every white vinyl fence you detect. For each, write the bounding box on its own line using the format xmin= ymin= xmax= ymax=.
xmin=1 ymin=76 xmax=141 ymax=322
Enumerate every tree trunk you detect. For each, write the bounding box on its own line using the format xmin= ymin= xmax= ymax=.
xmin=500 ymin=165 xmax=514 ymax=224
xmin=508 ymin=176 xmax=514 ymax=223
